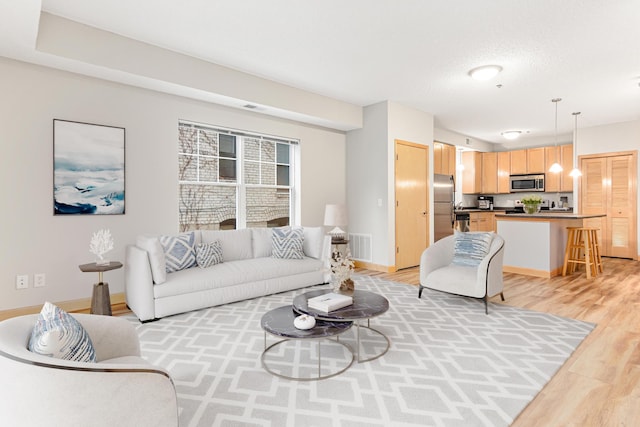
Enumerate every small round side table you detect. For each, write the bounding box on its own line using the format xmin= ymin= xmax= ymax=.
xmin=78 ymin=261 xmax=123 ymax=316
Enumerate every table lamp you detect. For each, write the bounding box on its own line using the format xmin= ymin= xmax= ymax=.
xmin=324 ymin=204 xmax=348 ymax=243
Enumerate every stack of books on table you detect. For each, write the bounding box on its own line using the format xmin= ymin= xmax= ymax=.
xmin=307 ymin=292 xmax=353 ymax=312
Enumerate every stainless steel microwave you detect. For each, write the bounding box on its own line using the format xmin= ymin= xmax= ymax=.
xmin=509 ymin=174 xmax=545 ymax=192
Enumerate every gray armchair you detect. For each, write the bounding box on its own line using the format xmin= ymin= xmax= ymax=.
xmin=0 ymin=313 xmax=178 ymax=427
xmin=419 ymin=233 xmax=505 ymax=314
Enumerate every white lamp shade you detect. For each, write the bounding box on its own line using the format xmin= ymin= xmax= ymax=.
xmin=324 ymin=204 xmax=348 ymax=227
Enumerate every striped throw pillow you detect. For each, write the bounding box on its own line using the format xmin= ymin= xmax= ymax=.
xmin=272 ymin=227 xmax=305 ymax=259
xmin=196 ymin=240 xmax=223 ymax=268
xmin=28 ymin=302 xmax=96 ymax=363
xmin=451 ymin=231 xmax=494 ymax=267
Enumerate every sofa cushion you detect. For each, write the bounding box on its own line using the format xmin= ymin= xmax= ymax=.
xmin=303 ymin=227 xmax=324 ymax=259
xmin=452 ymin=231 xmax=494 ymax=267
xmin=272 ymin=227 xmax=305 ymax=259
xmin=160 ymin=232 xmax=197 ymax=273
xmin=201 ymin=229 xmax=253 ymax=261
xmin=153 ymin=256 xmax=324 ymax=299
xmin=196 ymin=240 xmax=223 ymax=268
xmin=252 ymin=227 xmax=273 ymax=258
xmin=28 ymin=302 xmax=96 ymax=363
xmin=136 ymin=236 xmax=167 ymax=284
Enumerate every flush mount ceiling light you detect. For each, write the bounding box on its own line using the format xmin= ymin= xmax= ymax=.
xmin=548 ymin=98 xmax=563 ymax=173
xmin=501 ymin=131 xmax=522 ymax=140
xmin=468 ymin=65 xmax=503 ymax=81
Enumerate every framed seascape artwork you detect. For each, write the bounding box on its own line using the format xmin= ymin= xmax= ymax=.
xmin=53 ymin=119 xmax=125 ymax=215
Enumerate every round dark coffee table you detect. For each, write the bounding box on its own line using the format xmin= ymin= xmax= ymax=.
xmin=293 ymin=289 xmax=390 ymax=363
xmin=260 ymin=305 xmax=354 ymax=381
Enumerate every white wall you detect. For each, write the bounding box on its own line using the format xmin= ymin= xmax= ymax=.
xmin=346 ymin=101 xmax=434 ymax=269
xmin=346 ymin=102 xmax=389 ymax=265
xmin=0 ymin=57 xmax=347 ymax=310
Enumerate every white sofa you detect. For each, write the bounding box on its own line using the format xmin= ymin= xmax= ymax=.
xmin=125 ymin=227 xmax=331 ymax=322
xmin=0 ymin=313 xmax=178 ymax=427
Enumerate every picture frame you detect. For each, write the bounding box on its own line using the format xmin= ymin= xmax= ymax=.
xmin=53 ymin=119 xmax=125 ymax=215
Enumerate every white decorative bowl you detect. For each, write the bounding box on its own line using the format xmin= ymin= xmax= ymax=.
xmin=293 ymin=314 xmax=316 ymax=330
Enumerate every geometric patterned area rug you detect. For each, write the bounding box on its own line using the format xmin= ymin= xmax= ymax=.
xmin=123 ymin=275 xmax=595 ymax=427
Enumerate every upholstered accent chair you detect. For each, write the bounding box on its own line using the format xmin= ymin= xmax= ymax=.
xmin=0 ymin=313 xmax=178 ymax=427
xmin=419 ymin=233 xmax=505 ymax=314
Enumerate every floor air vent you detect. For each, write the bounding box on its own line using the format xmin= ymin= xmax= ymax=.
xmin=348 ymin=233 xmax=372 ymax=262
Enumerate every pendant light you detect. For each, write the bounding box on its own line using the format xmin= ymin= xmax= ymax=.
xmin=548 ymin=98 xmax=563 ymax=173
xmin=569 ymin=112 xmax=582 ymax=177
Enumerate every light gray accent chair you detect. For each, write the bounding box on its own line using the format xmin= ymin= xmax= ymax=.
xmin=0 ymin=313 xmax=178 ymax=427
xmin=419 ymin=233 xmax=505 ymax=314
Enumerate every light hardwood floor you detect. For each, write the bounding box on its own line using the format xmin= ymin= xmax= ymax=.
xmin=356 ymin=257 xmax=640 ymax=427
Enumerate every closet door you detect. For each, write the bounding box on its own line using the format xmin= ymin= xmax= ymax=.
xmin=580 ymin=152 xmax=637 ymax=259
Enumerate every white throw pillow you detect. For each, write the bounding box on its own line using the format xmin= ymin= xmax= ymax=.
xmin=28 ymin=302 xmax=96 ymax=363
xmin=136 ymin=235 xmax=167 ymax=284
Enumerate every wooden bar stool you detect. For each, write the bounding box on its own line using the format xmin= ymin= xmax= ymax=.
xmin=562 ymin=227 xmax=602 ymax=278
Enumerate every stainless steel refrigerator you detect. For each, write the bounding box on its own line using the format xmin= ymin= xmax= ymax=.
xmin=433 ymin=174 xmax=455 ymax=241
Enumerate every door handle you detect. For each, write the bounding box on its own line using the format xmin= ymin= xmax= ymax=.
xmin=422 ymin=211 xmax=427 ymax=216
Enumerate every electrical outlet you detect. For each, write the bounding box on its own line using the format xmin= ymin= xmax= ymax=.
xmin=34 ymin=273 xmax=46 ymax=288
xmin=16 ymin=275 xmax=28 ymax=290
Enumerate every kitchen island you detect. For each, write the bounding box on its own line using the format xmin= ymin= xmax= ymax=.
xmin=495 ymin=212 xmax=606 ymax=278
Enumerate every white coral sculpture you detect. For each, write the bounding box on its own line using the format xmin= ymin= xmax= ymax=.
xmin=89 ymin=229 xmax=114 ymax=264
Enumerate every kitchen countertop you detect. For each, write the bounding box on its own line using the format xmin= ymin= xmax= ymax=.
xmin=495 ymin=212 xmax=606 ymax=220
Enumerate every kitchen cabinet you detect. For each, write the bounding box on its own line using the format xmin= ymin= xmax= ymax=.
xmin=545 ymin=144 xmax=574 ymax=192
xmin=433 ymin=142 xmax=456 ymax=176
xmin=462 ymin=151 xmax=482 ymax=194
xmin=497 ymin=151 xmax=511 ymax=193
xmin=510 ymin=150 xmax=527 ymax=174
xmin=527 ymin=147 xmax=545 ymax=173
xmin=481 ymin=152 xmax=498 ymax=194
xmin=469 ymin=211 xmax=495 ymax=232
xmin=511 ymin=147 xmax=545 ymax=175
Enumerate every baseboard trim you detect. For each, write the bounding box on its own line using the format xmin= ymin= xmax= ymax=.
xmin=503 ymin=265 xmax=561 ymax=278
xmin=0 ymin=293 xmax=127 ymax=321
xmin=354 ymin=261 xmax=397 ymax=273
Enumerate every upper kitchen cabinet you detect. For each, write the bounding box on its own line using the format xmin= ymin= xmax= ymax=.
xmin=527 ymin=147 xmax=545 ymax=173
xmin=497 ymin=151 xmax=511 ymax=193
xmin=510 ymin=149 xmax=527 ymax=174
xmin=433 ymin=142 xmax=456 ymax=176
xmin=462 ymin=151 xmax=482 ymax=194
xmin=511 ymin=147 xmax=545 ymax=175
xmin=481 ymin=152 xmax=498 ymax=194
xmin=545 ymin=144 xmax=573 ymax=192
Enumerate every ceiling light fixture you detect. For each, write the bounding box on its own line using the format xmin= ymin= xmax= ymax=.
xmin=501 ymin=131 xmax=522 ymax=140
xmin=569 ymin=112 xmax=582 ymax=177
xmin=548 ymin=98 xmax=563 ymax=173
xmin=468 ymin=65 xmax=503 ymax=81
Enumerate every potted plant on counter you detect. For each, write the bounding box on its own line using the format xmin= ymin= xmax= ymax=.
xmin=520 ymin=195 xmax=543 ymax=214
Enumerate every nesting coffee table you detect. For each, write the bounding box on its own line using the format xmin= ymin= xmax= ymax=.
xmin=261 ymin=305 xmax=354 ymax=381
xmin=292 ymin=289 xmax=390 ymax=363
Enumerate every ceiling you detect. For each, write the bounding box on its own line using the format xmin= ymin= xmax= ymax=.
xmin=2 ymin=0 xmax=640 ymax=144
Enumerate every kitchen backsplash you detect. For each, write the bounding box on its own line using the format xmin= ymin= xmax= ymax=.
xmin=459 ymin=192 xmax=574 ymax=208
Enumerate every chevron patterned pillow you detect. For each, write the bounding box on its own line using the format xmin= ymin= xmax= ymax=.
xmin=272 ymin=227 xmax=305 ymax=259
xmin=28 ymin=302 xmax=96 ymax=362
xmin=196 ymin=240 xmax=223 ymax=268
xmin=160 ymin=232 xmax=197 ymax=273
